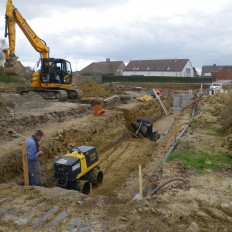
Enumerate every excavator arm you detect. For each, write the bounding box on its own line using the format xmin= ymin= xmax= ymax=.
xmin=3 ymin=0 xmax=50 ymax=75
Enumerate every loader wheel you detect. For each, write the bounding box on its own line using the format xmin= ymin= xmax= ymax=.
xmin=90 ymin=168 xmax=104 ymax=185
xmin=96 ymin=171 xmax=103 ymax=185
xmin=78 ymin=180 xmax=90 ymax=195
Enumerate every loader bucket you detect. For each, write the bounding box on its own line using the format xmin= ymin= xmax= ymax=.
xmin=4 ymin=60 xmax=26 ymax=76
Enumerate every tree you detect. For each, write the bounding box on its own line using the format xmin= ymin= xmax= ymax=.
xmin=0 ymin=38 xmax=6 ymax=66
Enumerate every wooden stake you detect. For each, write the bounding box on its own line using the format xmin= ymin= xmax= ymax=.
xmin=139 ymin=165 xmax=143 ymax=200
xmin=90 ymin=183 xmax=93 ymax=197
xmin=22 ymin=142 xmax=29 ymax=186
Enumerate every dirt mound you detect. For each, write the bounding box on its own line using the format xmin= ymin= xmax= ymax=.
xmin=201 ymin=93 xmax=232 ymax=140
xmin=102 ymin=83 xmax=126 ymax=95
xmin=72 ymin=72 xmax=88 ymax=85
xmin=4 ymin=60 xmax=25 ymax=76
xmin=78 ymin=80 xmax=111 ymax=97
xmin=218 ymin=93 xmax=232 ymax=133
xmin=0 ymin=82 xmax=8 ymax=90
xmin=0 ymin=92 xmax=48 ymax=118
xmin=203 ymin=93 xmax=230 ymax=116
xmin=217 ymin=93 xmax=232 ymax=153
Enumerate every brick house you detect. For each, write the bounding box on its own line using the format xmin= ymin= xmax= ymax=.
xmin=212 ymin=66 xmax=232 ymax=80
xmin=202 ymin=64 xmax=232 ymax=80
xmin=201 ymin=64 xmax=222 ymax=77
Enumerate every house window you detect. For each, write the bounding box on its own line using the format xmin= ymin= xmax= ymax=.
xmin=186 ymin=68 xmax=191 ymax=77
xmin=136 ymin=67 xmax=139 ymax=70
xmin=147 ymin=67 xmax=150 ymax=70
xmin=165 ymin=66 xmax=170 ymax=71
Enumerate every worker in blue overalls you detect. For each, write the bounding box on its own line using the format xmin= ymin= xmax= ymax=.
xmin=26 ymin=130 xmax=44 ymax=186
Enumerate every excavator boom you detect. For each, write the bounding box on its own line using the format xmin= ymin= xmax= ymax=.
xmin=3 ymin=0 xmax=49 ymax=75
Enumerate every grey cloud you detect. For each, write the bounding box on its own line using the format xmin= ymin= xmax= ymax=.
xmin=0 ymin=1 xmax=126 ymax=19
xmin=1 ymin=1 xmax=232 ymax=71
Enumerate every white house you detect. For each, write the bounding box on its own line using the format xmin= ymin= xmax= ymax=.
xmin=123 ymin=59 xmax=195 ymax=77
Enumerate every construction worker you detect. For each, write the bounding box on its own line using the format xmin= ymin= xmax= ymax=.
xmin=26 ymin=130 xmax=44 ymax=186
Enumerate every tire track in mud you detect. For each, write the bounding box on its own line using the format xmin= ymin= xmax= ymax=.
xmin=0 ymin=184 xmax=107 ymax=231
xmin=94 ymin=139 xmax=157 ymax=196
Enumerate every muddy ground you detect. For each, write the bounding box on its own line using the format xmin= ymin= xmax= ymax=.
xmin=0 ymin=81 xmax=232 ymax=232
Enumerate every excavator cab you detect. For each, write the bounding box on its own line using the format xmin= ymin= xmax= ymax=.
xmin=32 ymin=58 xmax=73 ymax=88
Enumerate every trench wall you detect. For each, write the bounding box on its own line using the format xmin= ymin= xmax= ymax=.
xmin=0 ymin=100 xmax=169 ymax=184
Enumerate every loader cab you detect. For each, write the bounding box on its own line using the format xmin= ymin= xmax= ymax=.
xmin=33 ymin=58 xmax=73 ymax=85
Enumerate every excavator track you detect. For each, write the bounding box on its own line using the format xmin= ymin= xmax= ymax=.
xmin=16 ymin=88 xmax=68 ymax=100
xmin=61 ymin=88 xmax=83 ymax=99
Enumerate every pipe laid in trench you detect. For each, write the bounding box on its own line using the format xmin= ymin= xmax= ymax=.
xmin=145 ymin=102 xmax=197 ymax=197
xmin=147 ymin=177 xmax=188 ymax=196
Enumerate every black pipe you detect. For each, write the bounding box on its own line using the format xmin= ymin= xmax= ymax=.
xmin=147 ymin=177 xmax=188 ymax=196
xmin=145 ymin=102 xmax=197 ymax=196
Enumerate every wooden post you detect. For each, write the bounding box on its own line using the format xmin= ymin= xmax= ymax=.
xmin=22 ymin=142 xmax=29 ymax=186
xmin=90 ymin=183 xmax=93 ymax=197
xmin=139 ymin=165 xmax=143 ymax=200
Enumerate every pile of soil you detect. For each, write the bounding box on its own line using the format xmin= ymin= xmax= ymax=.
xmin=78 ymin=80 xmax=111 ymax=97
xmin=0 ymin=91 xmax=48 ymax=118
xmin=102 ymin=83 xmax=126 ymax=95
xmin=218 ymin=93 xmax=232 ymax=133
xmin=72 ymin=72 xmax=89 ymax=85
xmin=199 ymin=93 xmax=232 ymax=154
xmin=0 ymin=82 xmax=7 ymax=90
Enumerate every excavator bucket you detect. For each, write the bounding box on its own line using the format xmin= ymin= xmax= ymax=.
xmin=4 ymin=59 xmax=25 ymax=76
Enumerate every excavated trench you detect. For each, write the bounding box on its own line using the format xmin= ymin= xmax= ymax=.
xmin=0 ymin=93 xmax=171 ymax=197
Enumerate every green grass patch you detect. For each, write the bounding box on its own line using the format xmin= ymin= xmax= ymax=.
xmin=0 ymin=66 xmax=26 ymax=83
xmin=0 ymin=75 xmax=24 ymax=83
xmin=206 ymin=124 xmax=219 ymax=136
xmin=168 ymin=150 xmax=232 ymax=170
xmin=190 ymin=118 xmax=198 ymax=127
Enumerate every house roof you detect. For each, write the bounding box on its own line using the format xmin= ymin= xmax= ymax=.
xmin=80 ymin=60 xmax=125 ymax=75
xmin=202 ymin=65 xmax=222 ymax=74
xmin=123 ymin=59 xmax=190 ymax=72
xmin=220 ymin=66 xmax=232 ymax=71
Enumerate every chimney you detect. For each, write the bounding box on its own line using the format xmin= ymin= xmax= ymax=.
xmin=106 ymin=58 xmax=110 ymax=62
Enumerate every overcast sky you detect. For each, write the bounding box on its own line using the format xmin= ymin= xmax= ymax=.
xmin=0 ymin=0 xmax=232 ymax=73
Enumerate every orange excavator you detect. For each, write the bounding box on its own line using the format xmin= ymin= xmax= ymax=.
xmin=3 ymin=0 xmax=82 ymax=100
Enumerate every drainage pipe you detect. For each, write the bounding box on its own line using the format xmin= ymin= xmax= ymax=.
xmin=146 ymin=102 xmax=197 ymax=197
xmin=147 ymin=177 xmax=188 ymax=196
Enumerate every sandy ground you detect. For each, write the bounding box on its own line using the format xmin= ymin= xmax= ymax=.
xmin=0 ymin=81 xmax=232 ymax=231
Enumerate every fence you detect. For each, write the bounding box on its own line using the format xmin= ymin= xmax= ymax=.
xmin=101 ymin=75 xmax=214 ymax=84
